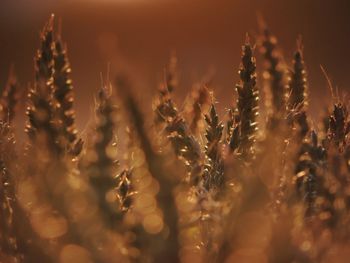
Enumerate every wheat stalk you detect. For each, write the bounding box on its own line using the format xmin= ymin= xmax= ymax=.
xmin=86 ymin=83 xmax=122 ymax=228
xmin=154 ymin=74 xmax=203 ymax=185
xmin=328 ymin=103 xmax=349 ymax=150
xmin=287 ymin=37 xmax=310 ymax=139
xmin=288 ymin=37 xmax=308 ymax=111
xmin=53 ymin=35 xmax=80 ymax=155
xmin=25 ymin=15 xmax=63 ymax=157
xmin=203 ymin=104 xmax=224 ymax=191
xmin=234 ymin=35 xmax=259 ymax=159
xmin=258 ymin=20 xmax=287 ymax=127
xmin=116 ymin=75 xmax=180 ymax=262
xmin=294 ymin=131 xmax=327 ymax=217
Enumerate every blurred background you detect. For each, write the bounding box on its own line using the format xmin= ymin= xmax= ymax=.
xmin=0 ymin=0 xmax=350 ymax=133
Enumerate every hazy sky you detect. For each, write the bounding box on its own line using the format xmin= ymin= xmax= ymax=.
xmin=1 ymin=0 xmax=350 ymax=132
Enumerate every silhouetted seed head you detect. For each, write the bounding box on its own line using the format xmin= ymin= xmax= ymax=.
xmin=233 ymin=36 xmax=259 ymax=159
xmin=287 ymin=37 xmax=308 ymax=111
xmin=26 ymin=15 xmax=64 ymax=157
xmin=294 ymin=130 xmax=327 ymax=218
xmin=35 ymin=15 xmax=55 ymax=85
xmin=169 ymin=129 xmax=201 ymax=161
xmin=328 ymin=103 xmax=349 ymax=149
xmin=153 ymin=66 xmax=203 ymax=185
xmin=205 ymin=105 xmax=223 ymax=161
xmin=285 ymin=38 xmax=310 ymax=139
xmin=203 ymin=104 xmax=224 ymax=190
xmin=53 ymin=36 xmax=79 ymax=154
xmin=166 ymin=115 xmax=203 ymax=184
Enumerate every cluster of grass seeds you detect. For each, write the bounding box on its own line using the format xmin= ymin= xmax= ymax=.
xmin=1 ymin=14 xmax=350 ymax=263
